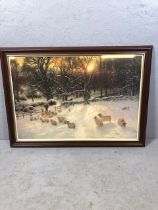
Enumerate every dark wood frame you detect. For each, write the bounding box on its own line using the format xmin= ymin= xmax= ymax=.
xmin=0 ymin=46 xmax=152 ymax=147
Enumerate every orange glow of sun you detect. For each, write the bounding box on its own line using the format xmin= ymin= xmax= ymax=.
xmin=87 ymin=62 xmax=96 ymax=73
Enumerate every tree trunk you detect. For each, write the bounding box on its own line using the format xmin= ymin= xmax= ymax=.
xmin=16 ymin=89 xmax=20 ymax=102
xmin=100 ymin=87 xmax=103 ymax=98
xmin=104 ymin=88 xmax=108 ymax=97
xmin=31 ymin=95 xmax=34 ymax=102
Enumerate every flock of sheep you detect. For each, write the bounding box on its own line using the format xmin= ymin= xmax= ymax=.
xmin=28 ymin=104 xmax=128 ymax=129
xmin=30 ymin=107 xmax=76 ymax=129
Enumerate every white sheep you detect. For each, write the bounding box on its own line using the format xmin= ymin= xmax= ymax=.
xmin=98 ymin=114 xmax=111 ymax=123
xmin=66 ymin=121 xmax=75 ymax=129
xmin=51 ymin=119 xmax=57 ymax=126
xmin=41 ymin=117 xmax=45 ymax=123
xmin=122 ymin=106 xmax=129 ymax=110
xmin=39 ymin=116 xmax=43 ymax=120
xmin=45 ymin=118 xmax=50 ymax=123
xmin=58 ymin=116 xmax=66 ymax=123
xmin=52 ymin=111 xmax=57 ymax=116
xmin=94 ymin=116 xmax=103 ymax=127
xmin=118 ymin=118 xmax=127 ymax=127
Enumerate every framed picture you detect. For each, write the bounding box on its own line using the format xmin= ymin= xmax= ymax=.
xmin=0 ymin=46 xmax=152 ymax=147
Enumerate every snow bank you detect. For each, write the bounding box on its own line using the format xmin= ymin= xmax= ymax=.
xmin=16 ymin=98 xmax=139 ymax=140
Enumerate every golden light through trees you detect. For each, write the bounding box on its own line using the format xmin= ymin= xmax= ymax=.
xmin=9 ymin=56 xmax=25 ymax=66
xmin=87 ymin=61 xmax=96 ymax=73
xmin=9 ymin=54 xmax=137 ymax=74
xmin=9 ymin=56 xmax=99 ymax=73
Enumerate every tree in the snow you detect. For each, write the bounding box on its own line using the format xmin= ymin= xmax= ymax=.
xmin=76 ymin=56 xmax=97 ymax=104
xmin=12 ymin=54 xmax=142 ymax=104
xmin=100 ymin=56 xmax=142 ymax=96
xmin=22 ymin=57 xmax=55 ymax=100
xmin=10 ymin=59 xmax=21 ymax=102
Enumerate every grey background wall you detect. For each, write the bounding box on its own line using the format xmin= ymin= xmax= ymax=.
xmin=0 ymin=0 xmax=157 ymax=140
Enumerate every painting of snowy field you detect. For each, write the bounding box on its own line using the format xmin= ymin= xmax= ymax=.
xmin=7 ymin=53 xmax=144 ymax=141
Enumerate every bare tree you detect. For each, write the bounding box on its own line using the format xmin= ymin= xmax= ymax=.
xmin=78 ymin=56 xmax=97 ymax=104
xmin=10 ymin=60 xmax=21 ymax=102
xmin=23 ymin=57 xmax=55 ymax=100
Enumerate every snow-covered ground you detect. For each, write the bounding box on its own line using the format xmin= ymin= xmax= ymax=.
xmin=16 ymin=97 xmax=139 ymax=141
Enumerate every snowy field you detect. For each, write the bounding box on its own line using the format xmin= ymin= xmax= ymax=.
xmin=16 ymin=97 xmax=139 ymax=141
